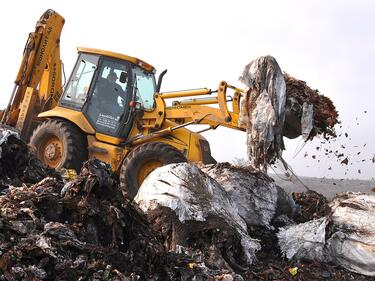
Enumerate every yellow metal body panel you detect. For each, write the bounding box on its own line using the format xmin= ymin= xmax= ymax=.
xmin=77 ymin=47 xmax=155 ymax=73
xmin=95 ymin=133 xmax=124 ymax=145
xmin=87 ymin=136 xmax=126 ymax=172
xmin=38 ymin=106 xmax=95 ymax=134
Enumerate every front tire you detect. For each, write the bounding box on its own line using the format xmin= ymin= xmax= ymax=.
xmin=29 ymin=119 xmax=88 ymax=171
xmin=120 ymin=142 xmax=187 ymax=199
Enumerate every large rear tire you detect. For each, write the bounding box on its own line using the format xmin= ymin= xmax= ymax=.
xmin=29 ymin=119 xmax=88 ymax=171
xmin=120 ymin=142 xmax=187 ymax=199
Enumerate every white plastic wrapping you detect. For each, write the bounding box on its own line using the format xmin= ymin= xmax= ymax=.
xmin=301 ymin=102 xmax=314 ymax=140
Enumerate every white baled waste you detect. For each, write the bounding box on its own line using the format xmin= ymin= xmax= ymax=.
xmin=135 ymin=163 xmax=261 ymax=264
xmin=278 ymin=192 xmax=375 ymax=276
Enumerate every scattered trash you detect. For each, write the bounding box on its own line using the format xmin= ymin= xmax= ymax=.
xmin=292 ymin=190 xmax=331 ymax=223
xmin=288 ymin=266 xmax=298 ymax=276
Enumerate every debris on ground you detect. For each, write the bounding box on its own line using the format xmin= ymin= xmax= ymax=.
xmin=0 ymin=159 xmax=174 ymax=280
xmin=292 ymin=190 xmax=331 ymax=223
xmin=278 ymin=192 xmax=375 ymax=276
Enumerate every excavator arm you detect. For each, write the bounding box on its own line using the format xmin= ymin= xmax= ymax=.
xmin=1 ymin=9 xmax=64 ymax=140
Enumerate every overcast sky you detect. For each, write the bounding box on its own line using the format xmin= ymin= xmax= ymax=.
xmin=1 ymin=0 xmax=374 ymax=180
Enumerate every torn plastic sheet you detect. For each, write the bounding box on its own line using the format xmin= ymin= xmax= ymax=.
xmin=0 ymin=127 xmax=19 ymax=158
xmin=278 ymin=217 xmax=327 ymax=261
xmin=239 ymin=56 xmax=286 ymax=172
xmin=301 ymin=102 xmax=314 ymax=140
xmin=278 ymin=192 xmax=375 ymax=276
xmin=135 ymin=163 xmax=262 ymax=264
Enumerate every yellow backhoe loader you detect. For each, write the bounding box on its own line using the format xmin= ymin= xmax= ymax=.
xmin=0 ymin=10 xmax=271 ymax=198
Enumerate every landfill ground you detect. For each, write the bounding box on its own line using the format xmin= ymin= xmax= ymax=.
xmin=0 ymin=133 xmax=372 ymax=280
xmin=273 ymin=175 xmax=374 ymax=200
xmin=1 ymin=127 xmax=374 ymax=280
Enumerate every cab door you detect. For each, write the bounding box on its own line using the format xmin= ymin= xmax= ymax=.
xmin=83 ymin=57 xmax=134 ymax=138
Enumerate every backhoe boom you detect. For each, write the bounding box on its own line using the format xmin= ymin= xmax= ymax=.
xmin=1 ymin=10 xmax=64 ymax=140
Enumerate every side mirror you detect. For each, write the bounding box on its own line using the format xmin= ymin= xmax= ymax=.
xmin=119 ymin=71 xmax=127 ymax=83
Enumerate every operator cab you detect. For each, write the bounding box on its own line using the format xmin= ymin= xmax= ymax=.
xmin=59 ymin=48 xmax=156 ymax=138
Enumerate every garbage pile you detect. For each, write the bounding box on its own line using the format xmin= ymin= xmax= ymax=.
xmin=135 ymin=162 xmax=295 ymax=272
xmin=0 ymin=159 xmax=174 ymax=279
xmin=292 ymin=190 xmax=331 ymax=223
xmin=0 ymin=127 xmax=59 ymax=190
xmin=1 ymin=127 xmax=374 ymax=280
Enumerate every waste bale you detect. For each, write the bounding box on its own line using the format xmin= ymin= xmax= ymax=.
xmin=200 ymin=162 xmax=295 ymax=229
xmin=238 ymin=57 xmax=339 ymax=171
xmin=239 ymin=56 xmax=286 ymax=172
xmin=135 ymin=163 xmax=262 ymax=273
xmin=278 ymin=192 xmax=375 ymax=276
xmin=0 ymin=126 xmax=59 ymax=190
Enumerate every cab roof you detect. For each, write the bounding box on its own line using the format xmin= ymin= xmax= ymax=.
xmin=77 ymin=47 xmax=155 ymax=73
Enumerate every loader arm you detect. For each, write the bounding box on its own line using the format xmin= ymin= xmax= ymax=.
xmin=127 ymin=81 xmax=246 ymax=146
xmin=1 ymin=10 xmax=64 ymax=140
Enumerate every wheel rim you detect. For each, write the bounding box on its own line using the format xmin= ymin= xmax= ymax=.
xmin=39 ymin=135 xmax=63 ymax=168
xmin=137 ymin=160 xmax=163 ymax=186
